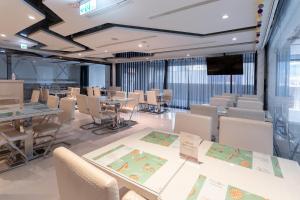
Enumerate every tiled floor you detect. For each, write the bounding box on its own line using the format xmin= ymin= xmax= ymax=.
xmin=0 ymin=108 xmax=187 ymax=200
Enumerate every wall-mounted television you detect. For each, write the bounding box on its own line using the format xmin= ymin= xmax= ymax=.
xmin=207 ymin=55 xmax=243 ymax=75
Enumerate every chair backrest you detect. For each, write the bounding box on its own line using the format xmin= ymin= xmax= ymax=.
xmin=87 ymin=96 xmax=101 ymax=119
xmin=190 ymin=104 xmax=218 ymax=138
xmin=76 ymin=95 xmax=89 ymax=114
xmin=115 ymin=91 xmax=126 ymax=99
xmin=219 ymin=117 xmax=273 ymax=154
xmin=87 ymin=87 xmax=94 ymax=96
xmin=174 ymin=112 xmax=212 ymax=141
xmin=151 ymin=89 xmax=160 ymax=96
xmin=210 ymin=97 xmax=233 ymax=108
xmin=146 ymin=91 xmax=157 ymax=105
xmin=237 ymin=100 xmax=263 ymax=110
xmin=59 ymin=98 xmax=76 ymax=123
xmin=239 ymin=96 xmax=260 ymax=102
xmin=127 ymin=92 xmax=140 ymax=109
xmin=53 ymin=147 xmax=120 ymax=200
xmin=93 ymin=87 xmax=101 ymax=97
xmin=227 ymin=107 xmax=265 ymax=121
xmin=47 ymin=95 xmax=59 ymax=109
xmin=41 ymin=88 xmax=49 ymax=102
xmin=163 ymin=89 xmax=172 ymax=102
xmin=31 ymin=90 xmax=40 ymax=103
xmin=134 ymin=90 xmax=145 ymax=103
xmin=71 ymin=88 xmax=80 ymax=98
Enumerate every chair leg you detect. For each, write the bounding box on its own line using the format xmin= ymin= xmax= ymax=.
xmin=7 ymin=141 xmax=28 ymax=163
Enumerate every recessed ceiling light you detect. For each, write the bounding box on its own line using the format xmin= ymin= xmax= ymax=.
xmin=138 ymin=44 xmax=143 ymax=48
xmin=222 ymin=14 xmax=229 ymax=19
xmin=104 ymin=50 xmax=108 ymax=53
xmin=78 ymin=53 xmax=82 ymax=56
xmin=146 ymin=58 xmax=149 ymax=60
xmin=232 ymin=37 xmax=237 ymax=41
xmin=0 ymin=34 xmax=6 ymax=37
xmin=28 ymin=15 xmax=36 ymax=20
xmin=187 ymin=54 xmax=190 ymax=57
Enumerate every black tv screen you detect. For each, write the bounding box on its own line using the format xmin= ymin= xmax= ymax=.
xmin=207 ymin=55 xmax=243 ymax=75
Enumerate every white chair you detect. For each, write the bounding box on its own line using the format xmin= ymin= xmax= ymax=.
xmin=53 ymin=147 xmax=146 ymax=200
xmin=69 ymin=87 xmax=80 ymax=101
xmin=31 ymin=90 xmax=40 ymax=103
xmin=134 ymin=90 xmax=146 ymax=110
xmin=114 ymin=91 xmax=126 ymax=99
xmin=163 ymin=89 xmax=172 ymax=106
xmin=47 ymin=95 xmax=59 ymax=109
xmin=210 ymin=97 xmax=234 ymax=108
xmin=87 ymin=87 xmax=94 ymax=96
xmin=227 ymin=107 xmax=266 ymax=121
xmin=120 ymin=92 xmax=140 ymax=120
xmin=87 ymin=97 xmax=116 ymax=134
xmin=0 ymin=129 xmax=28 ymax=165
xmin=76 ymin=95 xmax=98 ymax=130
xmin=219 ymin=117 xmax=273 ymax=154
xmin=174 ymin=112 xmax=212 ymax=141
xmin=190 ymin=105 xmax=218 ymax=140
xmin=33 ymin=98 xmax=75 ymax=156
xmin=146 ymin=91 xmax=163 ymax=113
xmin=151 ymin=88 xmax=160 ymax=96
xmin=237 ymin=100 xmax=263 ymax=110
xmin=93 ymin=87 xmax=101 ymax=97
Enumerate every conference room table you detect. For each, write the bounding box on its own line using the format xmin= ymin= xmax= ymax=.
xmin=0 ymin=103 xmax=62 ymax=159
xmin=83 ymin=129 xmax=300 ymax=200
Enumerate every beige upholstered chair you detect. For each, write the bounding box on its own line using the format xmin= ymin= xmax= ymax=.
xmin=151 ymin=88 xmax=160 ymax=96
xmin=210 ymin=97 xmax=234 ymax=108
xmin=87 ymin=87 xmax=94 ymax=96
xmin=190 ymin=104 xmax=218 ymax=140
xmin=87 ymin=97 xmax=115 ymax=131
xmin=146 ymin=90 xmax=163 ymax=112
xmin=33 ymin=98 xmax=74 ymax=156
xmin=163 ymin=89 xmax=172 ymax=106
xmin=93 ymin=87 xmax=101 ymax=97
xmin=120 ymin=92 xmax=140 ymax=120
xmin=0 ymin=129 xmax=28 ymax=163
xmin=115 ymin=91 xmax=126 ymax=99
xmin=68 ymin=87 xmax=80 ymax=101
xmin=47 ymin=95 xmax=59 ymax=109
xmin=76 ymin=95 xmax=98 ymax=130
xmin=53 ymin=147 xmax=146 ymax=200
xmin=31 ymin=90 xmax=40 ymax=103
xmin=174 ymin=112 xmax=212 ymax=141
xmin=227 ymin=107 xmax=265 ymax=121
xmin=219 ymin=117 xmax=273 ymax=154
xmin=134 ymin=90 xmax=146 ymax=110
xmin=237 ymin=100 xmax=263 ymax=110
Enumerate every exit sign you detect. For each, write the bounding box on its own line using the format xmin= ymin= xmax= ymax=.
xmin=80 ymin=0 xmax=97 ymax=15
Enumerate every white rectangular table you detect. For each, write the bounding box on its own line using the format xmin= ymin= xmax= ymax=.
xmin=83 ymin=129 xmax=300 ymax=200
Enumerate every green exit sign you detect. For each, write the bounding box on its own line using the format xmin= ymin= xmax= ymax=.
xmin=80 ymin=0 xmax=97 ymax=15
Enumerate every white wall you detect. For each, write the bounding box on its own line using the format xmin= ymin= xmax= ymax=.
xmin=89 ymin=64 xmax=110 ymax=88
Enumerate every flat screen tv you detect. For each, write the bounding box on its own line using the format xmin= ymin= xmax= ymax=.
xmin=207 ymin=55 xmax=243 ymax=75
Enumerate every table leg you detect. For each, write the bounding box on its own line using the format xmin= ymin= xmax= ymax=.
xmin=24 ymin=130 xmax=34 ymax=160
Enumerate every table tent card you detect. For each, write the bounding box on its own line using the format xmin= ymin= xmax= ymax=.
xmin=180 ymin=132 xmax=202 ymax=162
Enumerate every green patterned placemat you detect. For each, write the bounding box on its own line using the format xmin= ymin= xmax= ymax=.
xmin=186 ymin=175 xmax=207 ymax=200
xmin=226 ymin=186 xmax=268 ymax=200
xmin=107 ymin=149 xmax=167 ymax=184
xmin=271 ymin=156 xmax=283 ymax=178
xmin=206 ymin=143 xmax=253 ymax=168
xmin=140 ymin=131 xmax=179 ymax=147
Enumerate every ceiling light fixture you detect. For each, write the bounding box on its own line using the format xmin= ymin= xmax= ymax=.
xmin=222 ymin=14 xmax=229 ymax=19
xmin=187 ymin=54 xmax=190 ymax=57
xmin=232 ymin=37 xmax=237 ymax=41
xmin=104 ymin=50 xmax=108 ymax=53
xmin=138 ymin=44 xmax=143 ymax=48
xmin=78 ymin=53 xmax=82 ymax=56
xmin=28 ymin=15 xmax=36 ymax=20
xmin=0 ymin=34 xmax=6 ymax=37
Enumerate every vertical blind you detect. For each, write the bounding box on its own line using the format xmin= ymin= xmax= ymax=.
xmin=116 ymin=60 xmax=165 ymax=92
xmin=116 ymin=53 xmax=256 ymax=109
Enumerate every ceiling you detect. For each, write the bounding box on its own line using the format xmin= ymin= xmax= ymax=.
xmin=0 ymin=0 xmax=275 ymax=63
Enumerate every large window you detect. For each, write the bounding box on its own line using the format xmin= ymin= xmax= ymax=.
xmin=117 ymin=53 xmax=255 ymax=109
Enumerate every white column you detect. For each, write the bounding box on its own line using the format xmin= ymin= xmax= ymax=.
xmin=112 ymin=63 xmax=116 ymax=86
xmin=256 ymin=49 xmax=265 ymax=101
